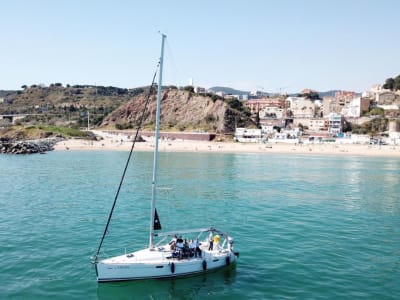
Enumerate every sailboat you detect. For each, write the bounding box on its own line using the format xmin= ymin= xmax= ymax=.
xmin=93 ymin=34 xmax=238 ymax=282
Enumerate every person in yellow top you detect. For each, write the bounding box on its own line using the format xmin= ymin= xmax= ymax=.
xmin=213 ymin=235 xmax=220 ymax=249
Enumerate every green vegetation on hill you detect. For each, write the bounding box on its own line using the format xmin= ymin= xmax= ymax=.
xmin=351 ymin=117 xmax=389 ymax=136
xmin=31 ymin=125 xmax=92 ymax=138
xmin=0 ymin=84 xmax=148 ymax=129
xmin=0 ymin=125 xmax=93 ymax=141
xmin=383 ymin=75 xmax=400 ymax=91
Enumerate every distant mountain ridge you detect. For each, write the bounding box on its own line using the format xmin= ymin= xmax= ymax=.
xmin=209 ymin=86 xmax=250 ymax=96
xmin=0 ymin=90 xmax=17 ymax=97
xmin=209 ymin=87 xmax=355 ymax=98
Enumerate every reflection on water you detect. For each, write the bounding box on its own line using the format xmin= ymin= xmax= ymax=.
xmin=97 ymin=266 xmax=237 ymax=299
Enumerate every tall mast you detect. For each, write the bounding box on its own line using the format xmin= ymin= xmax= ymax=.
xmin=149 ymin=33 xmax=166 ymax=248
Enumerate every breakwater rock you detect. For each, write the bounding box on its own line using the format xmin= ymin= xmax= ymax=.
xmin=0 ymin=138 xmax=61 ymax=154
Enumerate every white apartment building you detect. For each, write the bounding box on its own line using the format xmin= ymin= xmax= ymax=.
xmin=328 ymin=113 xmax=343 ymax=135
xmin=234 ymin=128 xmax=262 ymax=143
xmin=342 ymin=97 xmax=361 ymax=118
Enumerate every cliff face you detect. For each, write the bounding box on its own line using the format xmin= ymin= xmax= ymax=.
xmin=101 ymin=89 xmax=253 ymax=133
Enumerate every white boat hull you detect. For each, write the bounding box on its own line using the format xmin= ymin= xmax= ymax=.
xmin=96 ymin=246 xmax=237 ymax=282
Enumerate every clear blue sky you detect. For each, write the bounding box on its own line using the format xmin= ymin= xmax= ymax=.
xmin=1 ymin=0 xmax=399 ymax=93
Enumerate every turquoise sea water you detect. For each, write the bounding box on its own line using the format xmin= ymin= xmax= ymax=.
xmin=0 ymin=151 xmax=399 ymax=299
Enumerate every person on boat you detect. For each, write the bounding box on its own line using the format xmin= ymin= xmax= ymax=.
xmin=183 ymin=239 xmax=190 ymax=258
xmin=176 ymin=238 xmax=184 ymax=249
xmin=189 ymin=239 xmax=197 ymax=257
xmin=169 ymin=235 xmax=177 ymax=250
xmin=208 ymin=235 xmax=213 ymax=251
xmin=213 ymin=235 xmax=220 ymax=250
xmin=193 ymin=239 xmax=201 ymax=257
xmin=176 ymin=237 xmax=184 ymax=259
xmin=228 ymin=237 xmax=234 ymax=251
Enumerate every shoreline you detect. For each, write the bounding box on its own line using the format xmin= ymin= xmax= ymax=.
xmin=53 ymin=132 xmax=400 ymax=158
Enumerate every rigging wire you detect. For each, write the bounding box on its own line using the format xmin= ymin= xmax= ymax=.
xmin=165 ymin=39 xmax=180 ymax=87
xmin=93 ymin=61 xmax=160 ymax=263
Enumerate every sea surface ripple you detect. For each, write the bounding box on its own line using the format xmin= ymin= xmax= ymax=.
xmin=0 ymin=151 xmax=399 ymax=299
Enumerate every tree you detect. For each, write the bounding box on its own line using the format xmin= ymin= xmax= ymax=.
xmin=394 ymin=75 xmax=400 ymax=91
xmin=368 ymin=107 xmax=384 ymax=116
xmin=183 ymin=85 xmax=194 ymax=93
xmin=342 ymin=120 xmax=352 ymax=132
xmin=353 ymin=117 xmax=388 ymax=136
xmin=383 ymin=77 xmax=395 ymax=90
xmin=225 ymin=98 xmax=243 ymax=110
xmin=297 ymin=91 xmax=320 ymax=100
xmin=382 ymin=75 xmax=400 ymax=90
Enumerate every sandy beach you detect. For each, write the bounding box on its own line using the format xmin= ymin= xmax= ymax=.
xmin=52 ymin=130 xmax=400 ymax=157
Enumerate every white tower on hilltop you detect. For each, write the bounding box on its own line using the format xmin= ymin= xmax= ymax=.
xmin=189 ymin=78 xmax=193 ymax=86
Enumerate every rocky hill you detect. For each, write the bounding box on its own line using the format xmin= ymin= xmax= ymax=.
xmin=1 ymin=85 xmax=254 ymax=133
xmin=0 ymin=84 xmax=141 ymax=113
xmin=102 ymin=89 xmax=254 ymax=133
xmin=0 ymin=85 xmax=150 ymax=127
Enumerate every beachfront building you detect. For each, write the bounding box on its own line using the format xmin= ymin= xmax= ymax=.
xmin=388 ymin=120 xmax=400 ymax=145
xmin=234 ymin=128 xmax=262 ymax=143
xmin=349 ymin=134 xmax=372 ymax=144
xmin=269 ymin=128 xmax=301 ymax=144
xmin=260 ymin=118 xmax=285 ymax=134
xmin=328 ymin=113 xmax=344 ymax=135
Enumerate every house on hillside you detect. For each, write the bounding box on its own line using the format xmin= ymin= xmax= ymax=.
xmin=244 ymin=97 xmax=285 ymax=115
xmin=376 ymin=91 xmax=397 ymax=105
xmin=335 ymin=91 xmax=357 ymax=107
xmin=323 ymin=96 xmax=341 ymax=116
xmin=286 ymin=97 xmax=315 ymax=118
xmin=341 ymin=97 xmax=371 ymax=118
xmin=194 ymin=86 xmax=206 ymax=94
